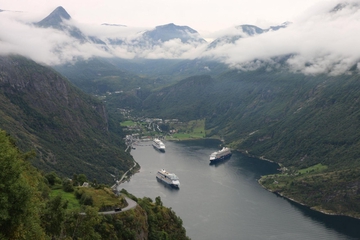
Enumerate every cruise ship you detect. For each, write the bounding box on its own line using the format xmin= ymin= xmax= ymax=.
xmin=209 ymin=147 xmax=232 ymax=163
xmin=156 ymin=169 xmax=180 ymax=188
xmin=152 ymin=138 xmax=165 ymax=152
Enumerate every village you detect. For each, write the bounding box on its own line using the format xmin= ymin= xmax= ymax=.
xmin=118 ymin=108 xmax=206 ymax=150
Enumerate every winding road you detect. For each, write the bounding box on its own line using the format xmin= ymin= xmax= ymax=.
xmin=80 ymin=196 xmax=137 ymax=215
xmin=97 ymin=196 xmax=137 ymax=215
xmin=111 ymin=161 xmax=137 ymax=189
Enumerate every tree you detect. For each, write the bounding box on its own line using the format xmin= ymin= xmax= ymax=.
xmin=62 ymin=178 xmax=74 ymax=192
xmin=64 ymin=207 xmax=101 ymax=240
xmin=0 ymin=130 xmax=46 ymax=239
xmin=80 ymin=193 xmax=94 ymax=206
xmin=73 ymin=173 xmax=79 ymax=186
xmin=155 ymin=196 xmax=163 ymax=206
xmin=45 ymin=171 xmax=60 ymax=186
xmin=41 ymin=195 xmax=68 ymax=238
xmin=78 ymin=174 xmax=88 ymax=186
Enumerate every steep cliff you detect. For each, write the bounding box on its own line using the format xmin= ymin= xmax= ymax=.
xmin=0 ymin=55 xmax=133 ymax=183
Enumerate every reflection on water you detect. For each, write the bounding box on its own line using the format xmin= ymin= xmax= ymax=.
xmin=281 ymin=196 xmax=360 ymax=239
xmin=120 ymin=139 xmax=360 ymax=240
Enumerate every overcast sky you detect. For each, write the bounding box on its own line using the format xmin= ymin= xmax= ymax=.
xmin=0 ymin=0 xmax=333 ymax=33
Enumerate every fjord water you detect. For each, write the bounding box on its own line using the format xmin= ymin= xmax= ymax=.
xmin=119 ymin=139 xmax=360 ymax=240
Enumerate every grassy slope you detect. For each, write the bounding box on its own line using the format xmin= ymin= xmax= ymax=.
xmin=50 ymin=187 xmax=124 ymax=210
xmin=168 ymin=119 xmax=206 ymax=140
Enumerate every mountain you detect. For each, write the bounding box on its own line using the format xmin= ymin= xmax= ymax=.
xmin=330 ymin=2 xmax=360 ymax=13
xmin=136 ymin=68 xmax=360 ymax=217
xmin=52 ymin=57 xmax=226 ymax=113
xmin=208 ymin=22 xmax=289 ymax=49
xmin=107 ymin=23 xmax=207 ymax=51
xmin=105 ymin=57 xmax=229 ymax=81
xmin=0 ymin=54 xmax=134 ymax=183
xmin=35 ymin=6 xmax=71 ymax=29
xmin=33 ymin=7 xmax=208 ymax=58
xmin=139 ymin=68 xmax=360 ymax=170
xmin=34 ymin=6 xmax=105 ymax=45
xmin=30 ymin=6 xmax=296 ymax=65
xmin=142 ymin=23 xmax=206 ymax=44
xmin=237 ymin=24 xmax=264 ymax=36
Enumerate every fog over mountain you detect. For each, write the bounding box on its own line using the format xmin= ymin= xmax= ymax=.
xmin=207 ymin=1 xmax=360 ymax=75
xmin=1 ymin=1 xmax=360 ymax=75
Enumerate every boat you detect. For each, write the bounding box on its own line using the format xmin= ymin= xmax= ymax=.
xmin=152 ymin=138 xmax=165 ymax=152
xmin=156 ymin=169 xmax=180 ymax=188
xmin=210 ymin=147 xmax=232 ymax=163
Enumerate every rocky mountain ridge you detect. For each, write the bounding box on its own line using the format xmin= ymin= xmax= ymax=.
xmin=28 ymin=6 xmax=289 ymax=63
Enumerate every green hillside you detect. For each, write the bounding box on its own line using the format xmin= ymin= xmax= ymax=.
xmin=134 ymin=68 xmax=360 ymax=217
xmin=10 ymin=50 xmax=360 ymax=217
xmin=53 ymin=58 xmax=164 ymax=95
xmin=0 ymin=129 xmax=190 ymax=239
xmin=107 ymin=57 xmax=229 ymax=81
xmin=138 ymin=69 xmax=360 ymax=170
xmin=0 ymin=55 xmax=134 ymax=183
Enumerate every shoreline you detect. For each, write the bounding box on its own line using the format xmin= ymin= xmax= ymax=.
xmin=238 ymin=148 xmax=360 ymax=220
xmin=130 ymin=136 xmax=360 ymax=221
xmin=112 ymin=160 xmax=138 ymax=190
xmin=257 ymin=179 xmax=360 ymax=220
xmin=166 ymin=136 xmax=221 ymax=142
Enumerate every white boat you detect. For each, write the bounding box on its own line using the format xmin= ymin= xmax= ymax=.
xmin=156 ymin=169 xmax=180 ymax=188
xmin=210 ymin=147 xmax=232 ymax=163
xmin=152 ymin=138 xmax=165 ymax=152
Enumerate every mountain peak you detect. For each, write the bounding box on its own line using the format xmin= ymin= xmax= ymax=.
xmin=143 ymin=23 xmax=206 ymax=44
xmin=235 ymin=24 xmax=264 ymax=36
xmin=330 ymin=2 xmax=360 ymax=13
xmin=51 ymin=6 xmax=71 ymax=19
xmin=155 ymin=23 xmax=197 ymax=34
xmin=35 ymin=6 xmax=71 ymax=29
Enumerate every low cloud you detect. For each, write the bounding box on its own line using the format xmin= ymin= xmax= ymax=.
xmin=0 ymin=12 xmax=206 ymax=64
xmin=1 ymin=1 xmax=360 ymax=75
xmin=203 ymin=1 xmax=360 ymax=75
xmin=0 ymin=12 xmax=112 ymax=65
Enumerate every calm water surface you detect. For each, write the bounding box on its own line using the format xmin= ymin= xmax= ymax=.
xmin=119 ymin=139 xmax=360 ymax=240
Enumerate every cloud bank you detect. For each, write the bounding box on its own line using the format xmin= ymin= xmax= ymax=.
xmin=1 ymin=1 xmax=360 ymax=75
xmin=204 ymin=1 xmax=360 ymax=75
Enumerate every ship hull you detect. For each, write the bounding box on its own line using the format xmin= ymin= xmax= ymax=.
xmin=210 ymin=153 xmax=232 ymax=164
xmin=156 ymin=169 xmax=180 ymax=189
xmin=152 ymin=138 xmax=165 ymax=152
xmin=156 ymin=176 xmax=179 ymax=189
xmin=153 ymin=145 xmax=165 ymax=152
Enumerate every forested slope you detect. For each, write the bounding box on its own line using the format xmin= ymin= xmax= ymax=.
xmin=139 ymin=68 xmax=360 ymax=217
xmin=0 ymin=129 xmax=190 ymax=239
xmin=0 ymin=55 xmax=134 ymax=183
xmin=140 ymin=69 xmax=360 ymax=170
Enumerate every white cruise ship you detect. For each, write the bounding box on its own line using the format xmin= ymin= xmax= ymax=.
xmin=209 ymin=147 xmax=232 ymax=163
xmin=156 ymin=169 xmax=180 ymax=188
xmin=152 ymin=138 xmax=165 ymax=152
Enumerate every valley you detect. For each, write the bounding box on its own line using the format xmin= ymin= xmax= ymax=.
xmin=2 ymin=2 xmax=360 ymax=239
xmin=53 ymin=54 xmax=360 ymax=219
xmin=121 ymin=117 xmax=207 ymax=142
